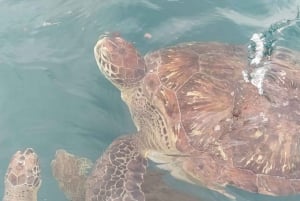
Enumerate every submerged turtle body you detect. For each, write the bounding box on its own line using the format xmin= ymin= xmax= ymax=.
xmin=3 ymin=36 xmax=300 ymax=201
xmin=50 ymin=149 xmax=203 ymax=201
xmin=93 ymin=34 xmax=300 ymax=199
xmin=3 ymin=149 xmax=202 ymax=201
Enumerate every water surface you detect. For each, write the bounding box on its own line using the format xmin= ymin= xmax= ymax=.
xmin=0 ymin=0 xmax=300 ymax=200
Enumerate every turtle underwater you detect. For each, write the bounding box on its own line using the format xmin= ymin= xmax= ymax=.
xmin=2 ymin=35 xmax=300 ymax=201
xmin=2 ymin=148 xmax=202 ymax=201
xmin=2 ymin=148 xmax=41 ymax=201
xmin=91 ymin=34 xmax=300 ymax=200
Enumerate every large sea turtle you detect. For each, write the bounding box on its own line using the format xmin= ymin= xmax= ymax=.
xmin=2 ymin=35 xmax=300 ymax=201
xmin=90 ymin=34 xmax=300 ymax=200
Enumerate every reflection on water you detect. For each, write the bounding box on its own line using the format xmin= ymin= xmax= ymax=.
xmin=0 ymin=0 xmax=300 ymax=200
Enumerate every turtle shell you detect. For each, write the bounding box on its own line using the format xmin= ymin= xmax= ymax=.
xmin=142 ymin=42 xmax=300 ymax=195
xmin=143 ymin=42 xmax=248 ymax=151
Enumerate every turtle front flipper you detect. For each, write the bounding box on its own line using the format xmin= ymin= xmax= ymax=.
xmin=3 ymin=148 xmax=41 ymax=201
xmin=86 ymin=135 xmax=147 ymax=201
xmin=51 ymin=149 xmax=93 ymax=201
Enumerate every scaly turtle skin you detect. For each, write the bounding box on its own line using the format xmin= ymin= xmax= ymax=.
xmin=51 ymin=149 xmax=203 ymax=201
xmin=91 ymin=34 xmax=300 ymax=200
xmin=51 ymin=149 xmax=93 ymax=201
xmin=2 ymin=149 xmax=202 ymax=201
xmin=5 ymin=37 xmax=300 ymax=201
xmin=2 ymin=148 xmax=41 ymax=201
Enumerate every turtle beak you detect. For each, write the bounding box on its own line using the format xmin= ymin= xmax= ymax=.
xmin=94 ymin=38 xmax=103 ymax=64
xmin=94 ymin=37 xmax=107 ymax=74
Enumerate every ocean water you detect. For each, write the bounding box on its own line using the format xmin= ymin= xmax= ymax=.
xmin=0 ymin=0 xmax=299 ymax=200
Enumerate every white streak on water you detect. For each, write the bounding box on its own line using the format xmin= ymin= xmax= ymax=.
xmin=250 ymin=65 xmax=269 ymax=95
xmin=148 ymin=15 xmax=214 ymax=44
xmin=216 ymin=5 xmax=297 ymax=28
xmin=250 ymin=33 xmax=265 ymax=65
xmin=42 ymin=21 xmax=61 ymax=27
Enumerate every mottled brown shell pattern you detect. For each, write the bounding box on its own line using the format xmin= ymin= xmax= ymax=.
xmin=143 ymin=42 xmax=300 ymax=195
xmin=143 ymin=42 xmax=247 ymax=152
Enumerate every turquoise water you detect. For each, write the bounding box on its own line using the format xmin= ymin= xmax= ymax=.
xmin=0 ymin=0 xmax=299 ymax=200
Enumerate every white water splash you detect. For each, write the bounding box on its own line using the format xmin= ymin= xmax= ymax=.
xmin=249 ymin=65 xmax=270 ymax=95
xmin=249 ymin=33 xmax=265 ymax=65
xmin=245 ymin=12 xmax=300 ymax=95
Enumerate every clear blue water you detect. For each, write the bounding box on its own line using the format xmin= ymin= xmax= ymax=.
xmin=0 ymin=0 xmax=299 ymax=200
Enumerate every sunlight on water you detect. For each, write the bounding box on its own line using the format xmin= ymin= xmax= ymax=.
xmin=0 ymin=0 xmax=300 ymax=200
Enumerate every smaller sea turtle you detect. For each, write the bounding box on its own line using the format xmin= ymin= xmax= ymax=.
xmin=50 ymin=149 xmax=203 ymax=201
xmin=2 ymin=148 xmax=41 ymax=201
xmin=51 ymin=149 xmax=93 ymax=201
xmin=2 ymin=148 xmax=202 ymax=201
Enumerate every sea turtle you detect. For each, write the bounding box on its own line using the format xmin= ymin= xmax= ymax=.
xmin=2 ymin=148 xmax=41 ymax=201
xmin=2 ymin=36 xmax=300 ymax=201
xmin=90 ymin=34 xmax=300 ymax=200
xmin=2 ymin=148 xmax=202 ymax=201
xmin=50 ymin=149 xmax=203 ymax=201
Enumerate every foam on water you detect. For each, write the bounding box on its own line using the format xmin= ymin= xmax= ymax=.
xmin=249 ymin=33 xmax=265 ymax=65
xmin=246 ymin=11 xmax=299 ymax=95
xmin=249 ymin=64 xmax=270 ymax=95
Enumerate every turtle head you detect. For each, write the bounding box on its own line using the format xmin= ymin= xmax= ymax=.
xmin=4 ymin=148 xmax=41 ymax=196
xmin=94 ymin=34 xmax=146 ymax=89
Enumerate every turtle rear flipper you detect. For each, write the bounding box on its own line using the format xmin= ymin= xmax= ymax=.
xmin=86 ymin=135 xmax=147 ymax=201
xmin=51 ymin=149 xmax=93 ymax=201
